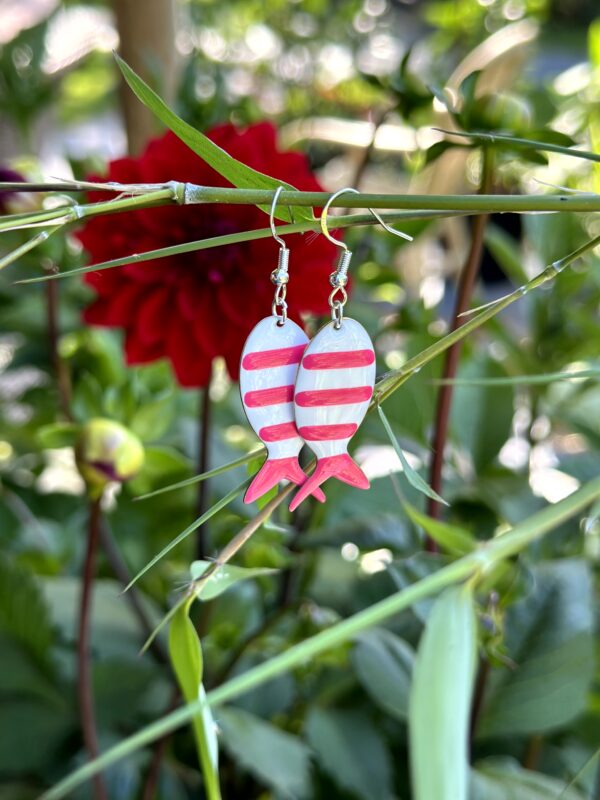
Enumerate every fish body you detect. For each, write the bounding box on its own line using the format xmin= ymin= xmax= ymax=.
xmin=289 ymin=317 xmax=375 ymax=511
xmin=240 ymin=316 xmax=325 ymax=505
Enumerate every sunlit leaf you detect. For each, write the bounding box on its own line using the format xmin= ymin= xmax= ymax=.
xmin=409 ymin=584 xmax=477 ymax=800
xmin=190 ymin=561 xmax=278 ymax=601
xmin=115 ymin=54 xmax=312 ymax=222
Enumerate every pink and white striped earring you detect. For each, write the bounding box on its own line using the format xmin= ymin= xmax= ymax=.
xmin=289 ymin=188 xmax=411 ymax=512
xmin=239 ymin=187 xmax=325 ymax=506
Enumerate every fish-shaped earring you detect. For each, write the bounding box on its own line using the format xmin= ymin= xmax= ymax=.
xmin=289 ymin=188 xmax=412 ymax=512
xmin=240 ymin=187 xmax=325 ymax=506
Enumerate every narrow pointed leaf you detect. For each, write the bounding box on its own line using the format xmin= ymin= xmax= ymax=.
xmin=434 ymin=128 xmax=600 ymax=163
xmin=115 ymin=54 xmax=311 ymax=222
xmin=436 ymin=368 xmax=600 ymax=387
xmin=403 ymin=500 xmax=475 ymax=555
xmin=409 ymin=584 xmax=477 ymax=800
xmin=124 ymin=477 xmax=251 ymax=590
xmin=378 ymin=404 xmax=448 ymax=506
xmin=136 ymin=449 xmax=264 ymax=500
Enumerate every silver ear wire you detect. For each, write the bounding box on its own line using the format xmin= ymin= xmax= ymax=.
xmin=270 ymin=186 xmax=289 ymax=325
xmin=320 ymin=187 xmax=413 ymax=328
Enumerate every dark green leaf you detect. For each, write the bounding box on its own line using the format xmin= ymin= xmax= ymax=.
xmin=305 ymin=707 xmax=394 ymax=800
xmin=403 ymin=501 xmax=475 ymax=555
xmin=477 ymin=560 xmax=595 ymax=738
xmin=471 ymin=757 xmax=586 ymax=799
xmin=351 ymin=628 xmax=414 ymax=720
xmin=219 ymin=706 xmax=311 ymax=798
xmin=450 ymin=356 xmax=514 ymax=471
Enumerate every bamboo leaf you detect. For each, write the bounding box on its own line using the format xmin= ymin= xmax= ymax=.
xmin=136 ymin=449 xmax=264 ymax=500
xmin=403 ymin=501 xmax=475 ymax=555
xmin=377 ymin=404 xmax=448 ymax=506
xmin=115 ymin=54 xmax=311 ymax=223
xmin=168 ymin=601 xmax=221 ymax=799
xmin=409 ymin=584 xmax=477 ymax=800
xmin=433 ymin=128 xmax=600 ymax=163
xmin=169 ymin=599 xmax=203 ymax=697
xmin=124 ymin=477 xmax=251 ymax=590
xmin=190 ymin=561 xmax=278 ymax=601
xmin=436 ymin=368 xmax=600 ymax=387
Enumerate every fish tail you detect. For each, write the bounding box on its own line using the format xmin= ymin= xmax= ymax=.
xmin=289 ymin=454 xmax=369 ymax=512
xmin=244 ymin=456 xmax=326 ymax=505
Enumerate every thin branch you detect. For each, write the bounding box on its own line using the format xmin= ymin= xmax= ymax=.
xmin=77 ymin=499 xmax=109 ymax=800
xmin=427 ymin=147 xmax=495 ymax=526
xmin=195 ymin=384 xmax=212 ymax=561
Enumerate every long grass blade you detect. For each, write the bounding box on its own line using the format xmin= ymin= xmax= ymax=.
xmin=433 ymin=128 xmax=600 ymax=163
xmin=434 ymin=368 xmax=600 ymax=387
xmin=136 ymin=449 xmax=264 ymax=500
xmin=123 ymin=477 xmax=251 ymax=592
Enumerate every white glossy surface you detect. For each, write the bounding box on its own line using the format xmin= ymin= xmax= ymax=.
xmin=240 ymin=316 xmax=308 ymax=459
xmin=294 ymin=317 xmax=375 ymax=458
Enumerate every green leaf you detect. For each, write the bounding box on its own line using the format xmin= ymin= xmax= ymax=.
xmin=35 ymin=422 xmax=80 ymax=449
xmin=190 ymin=561 xmax=278 ymax=601
xmin=219 ymin=707 xmax=311 ymax=798
xmin=377 ymin=404 xmax=448 ymax=506
xmin=351 ymin=628 xmax=414 ymax=720
xmin=129 ymin=394 xmax=174 ymax=442
xmin=0 ymin=555 xmax=55 ymax=666
xmin=477 ymin=560 xmax=595 ymax=738
xmin=471 ymin=757 xmax=586 ymax=800
xmin=305 ymin=707 xmax=394 ymax=800
xmin=137 ymin=449 xmax=262 ymax=500
xmin=409 ymin=584 xmax=477 ymax=800
xmin=115 ymin=54 xmax=312 ymax=223
xmin=169 ymin=599 xmax=203 ymax=698
xmin=168 ymin=600 xmax=221 ymax=799
xmin=484 ymin=223 xmax=528 ymax=285
xmin=450 ymin=356 xmax=514 ymax=472
xmin=403 ymin=501 xmax=475 ymax=555
xmin=125 ymin=477 xmax=251 ymax=590
xmin=438 ymin=368 xmax=600 ymax=387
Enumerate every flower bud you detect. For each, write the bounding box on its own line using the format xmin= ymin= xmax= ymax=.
xmin=75 ymin=418 xmax=144 ymax=494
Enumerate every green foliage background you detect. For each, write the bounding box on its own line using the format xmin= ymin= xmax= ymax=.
xmin=1 ymin=0 xmax=599 ymax=798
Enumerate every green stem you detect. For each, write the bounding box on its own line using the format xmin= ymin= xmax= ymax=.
xmin=3 ymin=184 xmax=600 ymax=236
xmin=40 ymin=474 xmax=600 ymax=800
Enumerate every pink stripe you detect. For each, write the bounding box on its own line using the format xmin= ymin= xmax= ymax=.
xmin=295 ymin=386 xmax=372 ymax=407
xmin=303 ymin=350 xmax=374 ymax=369
xmin=242 ymin=344 xmax=306 ymax=370
xmin=244 ymin=386 xmax=294 ymax=407
xmin=299 ymin=424 xmax=358 ymax=441
xmin=259 ymin=422 xmax=299 ymax=442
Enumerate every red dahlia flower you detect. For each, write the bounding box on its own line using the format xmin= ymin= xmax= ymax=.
xmin=79 ymin=124 xmax=338 ymax=387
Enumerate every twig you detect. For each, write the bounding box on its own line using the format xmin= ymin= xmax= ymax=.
xmin=427 ymin=148 xmax=495 ymax=534
xmin=196 ymin=384 xmax=212 ymax=561
xmin=77 ymin=498 xmax=108 ymax=800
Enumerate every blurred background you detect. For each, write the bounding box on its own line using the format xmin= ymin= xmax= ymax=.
xmin=1 ymin=1 xmax=600 ymax=799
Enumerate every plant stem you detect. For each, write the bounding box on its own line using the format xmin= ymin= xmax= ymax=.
xmin=427 ymin=147 xmax=495 ymax=530
xmin=196 ymin=384 xmax=212 ymax=561
xmin=77 ymin=498 xmax=108 ymax=800
xmin=42 ymin=474 xmax=600 ymax=800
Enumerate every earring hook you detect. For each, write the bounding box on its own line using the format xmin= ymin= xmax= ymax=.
xmin=270 ymin=186 xmax=287 ymax=249
xmin=320 ymin=186 xmax=413 ymax=244
xmin=270 ymin=186 xmax=290 ymax=325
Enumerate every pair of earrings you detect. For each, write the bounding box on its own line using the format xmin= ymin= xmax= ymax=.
xmin=239 ymin=187 xmax=411 ymax=511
